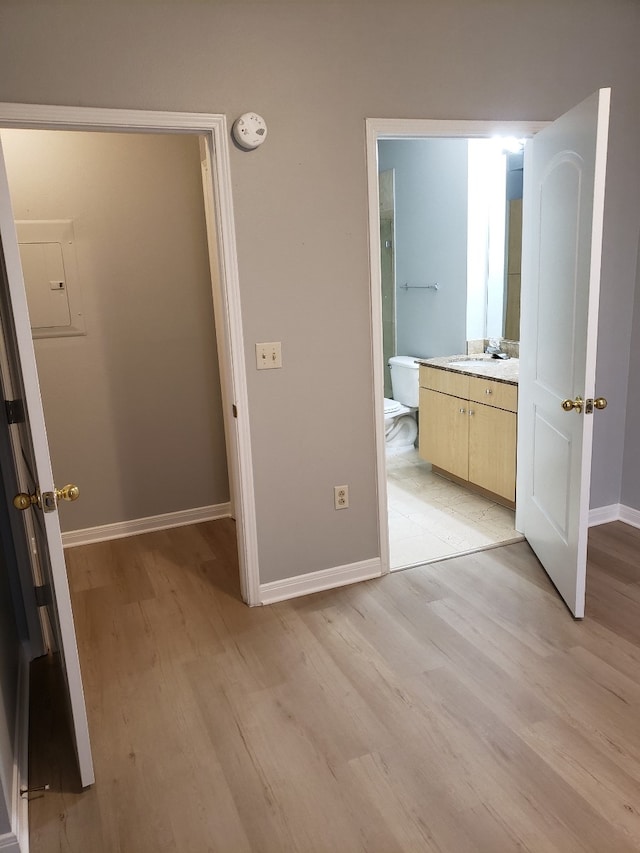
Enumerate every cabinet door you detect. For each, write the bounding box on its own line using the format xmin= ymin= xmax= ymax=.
xmin=468 ymin=402 xmax=517 ymax=501
xmin=419 ymin=388 xmax=469 ymax=480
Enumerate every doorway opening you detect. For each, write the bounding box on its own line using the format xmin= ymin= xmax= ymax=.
xmin=366 ymin=118 xmax=547 ymax=574
xmin=0 ymin=104 xmax=260 ymax=789
xmin=0 ymin=106 xmax=259 ymax=614
xmin=2 ymin=127 xmax=232 ymax=552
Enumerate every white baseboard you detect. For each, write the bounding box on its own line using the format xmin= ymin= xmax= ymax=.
xmin=589 ymin=503 xmax=640 ymax=529
xmin=62 ymin=502 xmax=232 ymax=548
xmin=260 ymin=558 xmax=382 ymax=605
xmin=588 ymin=504 xmax=621 ymax=527
xmin=620 ymin=504 xmax=640 ymax=529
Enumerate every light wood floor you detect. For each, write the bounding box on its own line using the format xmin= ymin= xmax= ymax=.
xmin=28 ymin=519 xmax=640 ymax=852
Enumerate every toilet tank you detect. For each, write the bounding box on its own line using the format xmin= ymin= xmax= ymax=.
xmin=388 ymin=356 xmax=420 ymax=407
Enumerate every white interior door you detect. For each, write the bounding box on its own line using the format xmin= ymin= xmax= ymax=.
xmin=517 ymin=89 xmax=611 ymax=618
xmin=0 ymin=140 xmax=94 ymax=787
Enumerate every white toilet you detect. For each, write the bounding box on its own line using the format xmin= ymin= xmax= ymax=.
xmin=385 ymin=355 xmax=420 ymax=450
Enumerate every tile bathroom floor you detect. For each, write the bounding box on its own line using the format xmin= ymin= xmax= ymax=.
xmin=387 ymin=447 xmax=523 ymax=569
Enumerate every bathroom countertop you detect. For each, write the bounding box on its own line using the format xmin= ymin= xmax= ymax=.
xmin=416 ymin=354 xmax=519 ymax=385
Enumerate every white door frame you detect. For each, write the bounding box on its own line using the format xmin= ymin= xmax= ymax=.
xmin=365 ymin=118 xmax=547 ymax=574
xmin=0 ymin=102 xmax=260 ymax=605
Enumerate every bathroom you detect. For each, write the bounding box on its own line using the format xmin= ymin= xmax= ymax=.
xmin=379 ymin=136 xmax=524 ymax=570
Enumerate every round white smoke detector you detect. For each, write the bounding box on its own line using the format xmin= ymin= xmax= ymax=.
xmin=232 ymin=113 xmax=268 ymax=150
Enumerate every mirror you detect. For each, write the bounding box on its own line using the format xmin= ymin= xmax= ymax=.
xmin=468 ymin=139 xmax=524 ymax=346
xmin=503 ymin=150 xmax=523 ymax=342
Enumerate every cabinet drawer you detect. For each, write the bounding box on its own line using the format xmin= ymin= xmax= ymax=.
xmin=468 ymin=376 xmax=517 ymax=412
xmin=419 ymin=365 xmax=469 ymax=399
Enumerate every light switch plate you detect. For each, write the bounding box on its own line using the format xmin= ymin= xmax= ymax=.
xmin=256 ymin=341 xmax=282 ymax=370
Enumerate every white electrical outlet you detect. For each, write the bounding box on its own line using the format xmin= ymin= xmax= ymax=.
xmin=256 ymin=341 xmax=282 ymax=370
xmin=334 ymin=485 xmax=349 ymax=510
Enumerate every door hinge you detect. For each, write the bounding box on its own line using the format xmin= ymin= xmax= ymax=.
xmin=34 ymin=584 xmax=49 ymax=608
xmin=5 ymin=399 xmax=25 ymax=424
xmin=232 ymin=404 xmax=238 ymax=419
xmin=20 ymin=783 xmax=50 ymax=800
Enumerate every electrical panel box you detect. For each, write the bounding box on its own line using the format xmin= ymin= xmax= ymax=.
xmin=16 ymin=220 xmax=86 ymax=338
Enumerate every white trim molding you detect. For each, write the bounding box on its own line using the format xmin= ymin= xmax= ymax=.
xmin=589 ymin=503 xmax=640 ymax=529
xmin=62 ymin=503 xmax=231 ymax=548
xmin=365 ymin=117 xmax=549 ymax=578
xmin=588 ymin=504 xmax=621 ymax=527
xmin=13 ymin=650 xmax=29 ymax=853
xmin=620 ymin=505 xmax=640 ymax=529
xmin=260 ymin=558 xmax=382 ymax=605
xmin=1 ymin=646 xmax=31 ymax=853
xmin=0 ymin=102 xmax=260 ymax=605
xmin=369 ymin=117 xmax=549 ymax=140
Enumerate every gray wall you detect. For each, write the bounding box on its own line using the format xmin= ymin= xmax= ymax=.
xmin=2 ymin=130 xmax=229 ymax=532
xmin=0 ymin=0 xmax=638 ymax=581
xmin=622 ymin=235 xmax=640 ymax=509
xmin=378 ymin=139 xmax=468 ymax=359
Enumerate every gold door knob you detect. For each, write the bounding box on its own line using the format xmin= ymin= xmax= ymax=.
xmin=56 ymin=484 xmax=80 ymax=502
xmin=594 ymin=397 xmax=608 ymax=410
xmin=13 ymin=491 xmax=38 ymax=511
xmin=13 ymin=484 xmax=79 ymax=512
xmin=561 ymin=396 xmax=584 ymax=414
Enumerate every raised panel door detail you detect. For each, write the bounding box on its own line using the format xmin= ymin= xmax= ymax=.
xmin=535 ymin=156 xmax=582 ymax=398
xmin=531 ymin=407 xmax=571 ymax=541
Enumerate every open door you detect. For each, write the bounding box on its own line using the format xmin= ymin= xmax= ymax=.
xmin=517 ymin=89 xmax=611 ymax=618
xmin=0 ymin=140 xmax=94 ymax=786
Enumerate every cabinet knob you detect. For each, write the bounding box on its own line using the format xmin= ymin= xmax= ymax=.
xmin=485 ymin=388 xmax=493 ymax=395
xmin=469 ymin=409 xmax=475 ymax=416
xmin=459 ymin=407 xmax=466 ymax=414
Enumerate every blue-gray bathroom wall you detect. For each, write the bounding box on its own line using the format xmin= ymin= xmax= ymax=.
xmin=378 ymin=139 xmax=468 ymax=359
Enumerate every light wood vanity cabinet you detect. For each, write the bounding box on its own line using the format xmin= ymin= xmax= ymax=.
xmin=419 ymin=366 xmax=517 ymax=505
